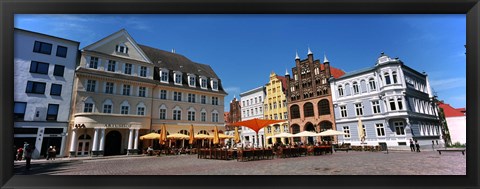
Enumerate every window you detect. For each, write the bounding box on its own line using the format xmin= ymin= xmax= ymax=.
xmin=389 ymin=99 xmax=396 ymax=111
xmin=254 ymin=97 xmax=257 ymax=104
xmin=174 ymin=92 xmax=182 ymax=101
xmin=372 ymin=100 xmax=381 ymax=114
xmin=50 ymin=84 xmax=62 ymax=96
xmin=274 ymin=114 xmax=278 ymax=120
xmin=188 ymin=94 xmax=196 ymax=103
xmin=107 ymin=60 xmax=116 ymax=72
xmin=86 ymin=80 xmax=96 ymax=92
xmin=188 ymin=111 xmax=195 ymax=121
xmin=397 ymin=98 xmax=403 ymax=110
xmin=394 ymin=121 xmax=405 ymax=135
xmin=376 ymin=123 xmax=385 ymax=137
xmin=14 ymin=102 xmax=27 ymax=119
xmin=140 ymin=66 xmax=147 ymax=77
xmin=243 ymin=101 xmax=246 ymax=107
xmin=138 ymin=87 xmax=146 ymax=97
xmin=30 ymin=61 xmax=49 ymax=74
xmin=201 ymin=112 xmax=206 ymax=122
xmin=367 ymin=78 xmax=375 ymax=91
xmin=384 ymin=72 xmax=391 ymax=85
xmin=160 ymin=70 xmax=168 ymax=82
xmin=160 ymin=90 xmax=167 ymax=99
xmin=189 ymin=75 xmax=196 ymax=86
xmin=124 ymin=63 xmax=132 ymax=74
xmin=53 ymin=65 xmax=64 ymax=77
xmin=392 ymin=71 xmax=398 ymax=84
xmin=159 ymin=108 xmax=166 ymax=120
xmin=212 ymin=97 xmax=219 ymax=105
xmin=121 ymin=106 xmax=129 ymax=114
xmin=116 ymin=44 xmax=129 ymax=54
xmin=175 ymin=73 xmax=182 ymax=84
xmin=103 ymin=104 xmax=112 ymax=114
xmin=343 ymin=126 xmax=351 ymax=138
xmin=283 ymin=125 xmax=289 ymax=132
xmin=26 ymin=81 xmax=46 ymax=94
xmin=338 ymin=85 xmax=344 ymax=96
xmin=318 ymin=99 xmax=330 ymax=115
xmin=284 ymin=111 xmax=288 ymax=119
xmin=355 ymin=103 xmax=363 ymax=116
xmin=353 ymin=82 xmax=359 ymax=94
xmin=56 ymin=45 xmax=68 ymax=58
xmin=267 ymin=127 xmax=272 ymax=133
xmin=340 ymin=105 xmax=347 ymax=118
xmin=89 ymin=57 xmax=99 ymax=69
xmin=303 ymin=102 xmax=314 ymax=117
xmin=212 ymin=112 xmax=219 ymax=122
xmin=122 ymin=84 xmax=131 ymax=96
xmin=201 ymin=78 xmax=207 ymax=88
xmin=212 ymin=80 xmax=218 ymax=90
xmin=290 ymin=105 xmax=300 ymax=119
xmin=137 ymin=107 xmax=145 ymax=115
xmin=46 ymin=104 xmax=59 ymax=121
xmin=259 ymin=96 xmax=262 ymax=102
xmin=173 ymin=110 xmax=182 ymax=120
xmin=105 ymin=82 xmax=114 ymax=94
xmin=201 ymin=95 xmax=206 ymax=104
xmin=84 ymin=103 xmax=93 ymax=113
xmin=33 ymin=41 xmax=52 ymax=54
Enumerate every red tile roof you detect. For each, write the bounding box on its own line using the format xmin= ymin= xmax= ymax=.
xmin=275 ymin=75 xmax=288 ymax=92
xmin=320 ymin=64 xmax=346 ymax=79
xmin=438 ymin=102 xmax=465 ymax=117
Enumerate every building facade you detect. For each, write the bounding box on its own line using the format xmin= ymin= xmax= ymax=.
xmin=330 ymin=53 xmax=443 ymax=147
xmin=67 ymin=29 xmax=226 ymax=157
xmin=263 ymin=72 xmax=289 ymax=146
xmin=438 ymin=102 xmax=465 ymax=145
xmin=14 ymin=28 xmax=80 ymax=159
xmin=285 ymin=49 xmax=345 ymax=144
xmin=239 ymin=86 xmax=266 ymax=148
xmin=225 ymin=96 xmax=242 ymax=147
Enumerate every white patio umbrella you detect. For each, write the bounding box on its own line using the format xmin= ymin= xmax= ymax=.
xmin=293 ymin=131 xmax=318 ymax=137
xmin=316 ymin=129 xmax=345 ymax=136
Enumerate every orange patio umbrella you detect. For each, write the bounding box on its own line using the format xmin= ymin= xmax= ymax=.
xmin=229 ymin=118 xmax=285 ymax=148
xmin=234 ymin=126 xmax=240 ymax=144
xmin=159 ymin=124 xmax=167 ymax=145
xmin=213 ymin=126 xmax=220 ymax=145
xmin=189 ymin=124 xmax=195 ymax=145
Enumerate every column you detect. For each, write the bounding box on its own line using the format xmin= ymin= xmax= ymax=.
xmin=134 ymin=128 xmax=139 ymax=152
xmin=127 ymin=129 xmax=134 ymax=154
xmin=98 ymin=129 xmax=105 ymax=156
xmin=91 ymin=128 xmax=99 ymax=156
xmin=69 ymin=129 xmax=78 ymax=157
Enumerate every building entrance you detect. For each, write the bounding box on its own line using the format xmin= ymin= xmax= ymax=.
xmin=77 ymin=134 xmax=91 ymax=156
xmin=104 ymin=130 xmax=122 ymax=156
xmin=305 ymin=122 xmax=316 ymax=144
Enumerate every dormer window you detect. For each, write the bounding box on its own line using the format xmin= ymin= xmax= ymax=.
xmin=160 ymin=69 xmax=169 ymax=83
xmin=188 ymin=74 xmax=196 ymax=87
xmin=211 ymin=79 xmax=218 ymax=91
xmin=174 ymin=71 xmax=182 ymax=85
xmin=116 ymin=44 xmax=129 ymax=54
xmin=200 ymin=76 xmax=207 ymax=89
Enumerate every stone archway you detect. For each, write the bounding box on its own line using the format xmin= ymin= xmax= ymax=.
xmin=104 ymin=130 xmax=122 ymax=156
xmin=304 ymin=122 xmax=316 ymax=144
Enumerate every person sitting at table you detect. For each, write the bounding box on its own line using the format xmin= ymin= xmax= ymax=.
xmin=147 ymin=146 xmax=153 ymax=156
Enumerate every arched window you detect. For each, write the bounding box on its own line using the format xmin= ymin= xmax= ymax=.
xmin=120 ymin=101 xmax=130 ymax=114
xmin=318 ymin=99 xmax=330 ymax=115
xmin=384 ymin=72 xmax=391 ymax=85
xmin=369 ymin=78 xmax=376 ymax=91
xmin=344 ymin=83 xmax=351 ymax=96
xmin=102 ymin=99 xmax=113 ymax=114
xmin=303 ymin=102 xmax=314 ymax=117
xmin=338 ymin=85 xmax=344 ymax=97
xmin=352 ymin=82 xmax=359 ymax=94
xmin=290 ymin=105 xmax=300 ymax=119
xmin=83 ymin=97 xmax=95 ymax=113
xmin=78 ymin=134 xmax=91 ymax=140
xmin=187 ymin=107 xmax=196 ymax=121
xmin=198 ymin=130 xmax=209 ymax=135
xmin=159 ymin=104 xmax=167 ymax=120
xmin=360 ymin=80 xmax=367 ymax=93
xmin=179 ymin=130 xmax=189 ymax=135
xmin=173 ymin=106 xmax=182 ymax=120
xmin=392 ymin=71 xmax=398 ymax=84
xmin=136 ymin=102 xmax=146 ymax=116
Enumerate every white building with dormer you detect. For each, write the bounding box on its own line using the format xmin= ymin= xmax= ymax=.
xmin=330 ymin=53 xmax=443 ymax=147
xmin=239 ymin=86 xmax=266 ymax=148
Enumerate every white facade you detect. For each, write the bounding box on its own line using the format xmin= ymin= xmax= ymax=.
xmin=239 ymin=86 xmax=266 ymax=148
xmin=14 ymin=28 xmax=79 ymax=159
xmin=446 ymin=116 xmax=466 ymax=145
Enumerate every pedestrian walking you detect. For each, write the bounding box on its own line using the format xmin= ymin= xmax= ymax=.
xmin=16 ymin=147 xmax=24 ymax=161
xmin=47 ymin=146 xmax=53 ymax=160
xmin=432 ymin=140 xmax=435 ymax=151
xmin=409 ymin=139 xmax=415 ymax=152
xmin=24 ymin=143 xmax=33 ymax=171
xmin=52 ymin=146 xmax=57 ymax=160
xmin=415 ymin=139 xmax=420 ymax=152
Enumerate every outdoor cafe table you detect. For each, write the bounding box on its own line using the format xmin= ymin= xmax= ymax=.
xmin=197 ymin=148 xmax=237 ymax=160
xmin=313 ymin=146 xmax=333 ymax=155
xmin=237 ymin=149 xmax=275 ymax=162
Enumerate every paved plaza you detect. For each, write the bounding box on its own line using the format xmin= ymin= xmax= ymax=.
xmin=14 ymin=150 xmax=466 ymax=175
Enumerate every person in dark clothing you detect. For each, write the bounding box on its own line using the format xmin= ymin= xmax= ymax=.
xmin=415 ymin=139 xmax=420 ymax=152
xmin=409 ymin=139 xmax=415 ymax=152
xmin=24 ymin=143 xmax=33 ymax=171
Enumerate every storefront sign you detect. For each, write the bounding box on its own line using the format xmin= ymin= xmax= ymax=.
xmin=104 ymin=124 xmax=132 ymax=128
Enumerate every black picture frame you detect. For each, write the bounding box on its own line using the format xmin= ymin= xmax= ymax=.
xmin=1 ymin=0 xmax=478 ymax=189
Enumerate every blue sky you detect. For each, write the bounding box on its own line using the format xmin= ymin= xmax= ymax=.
xmin=15 ymin=14 xmax=466 ymax=111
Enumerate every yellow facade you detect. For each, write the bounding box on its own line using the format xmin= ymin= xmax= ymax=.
xmin=263 ymin=72 xmax=289 ymax=146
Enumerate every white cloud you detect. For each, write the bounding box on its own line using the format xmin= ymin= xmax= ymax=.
xmin=430 ymin=77 xmax=466 ymax=92
xmin=224 ymin=87 xmax=241 ymax=95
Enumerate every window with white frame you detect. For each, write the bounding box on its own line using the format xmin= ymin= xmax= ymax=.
xmin=188 ymin=110 xmax=195 ymax=121
xmin=397 ymin=97 xmax=403 ymax=110
xmin=369 ymin=78 xmax=376 ymax=91
xmin=160 ymin=90 xmax=167 ymax=99
xmin=212 ymin=112 xmax=219 ymax=122
xmin=89 ymin=57 xmax=98 ymax=69
xmin=159 ymin=106 xmax=167 ymax=120
xmin=188 ymin=74 xmax=196 ymax=87
xmin=173 ymin=109 xmax=182 ymax=120
xmin=107 ymin=60 xmax=116 ymax=72
xmin=160 ymin=69 xmax=169 ymax=82
xmin=384 ymin=72 xmax=391 ymax=85
xmin=355 ymin=103 xmax=363 ymax=116
xmin=343 ymin=126 xmax=351 ymax=138
xmin=340 ymin=105 xmax=347 ymax=118
xmin=267 ymin=127 xmax=272 ymax=133
xmin=211 ymin=96 xmax=218 ymax=105
xmin=140 ymin=66 xmax=147 ymax=77
xmin=86 ymin=80 xmax=96 ymax=92
xmin=201 ymin=111 xmax=206 ymax=122
xmin=372 ymin=100 xmax=381 ymax=114
xmin=211 ymin=79 xmax=218 ymax=90
xmin=102 ymin=99 xmax=113 ymax=114
xmin=353 ymin=82 xmax=360 ymax=94
xmin=394 ymin=121 xmax=405 ymax=135
xmin=200 ymin=77 xmax=207 ymax=89
xmin=124 ymin=63 xmax=132 ymax=75
xmin=174 ymin=72 xmax=182 ymax=85
xmin=283 ymin=125 xmax=289 ymax=132
xmin=137 ymin=106 xmax=145 ymax=115
xmin=173 ymin=92 xmax=182 ymax=101
xmin=201 ymin=95 xmax=206 ymax=104
xmin=105 ymin=82 xmax=114 ymax=94
xmin=84 ymin=102 xmax=94 ymax=113
xmin=122 ymin=84 xmax=131 ymax=96
xmin=392 ymin=71 xmax=398 ymax=84
xmin=188 ymin=93 xmax=196 ymax=103
xmin=389 ymin=98 xmax=396 ymax=111
xmin=338 ymin=85 xmax=344 ymax=96
xmin=115 ymin=44 xmax=128 ymax=54
xmin=138 ymin=86 xmax=146 ymax=97
xmin=284 ymin=111 xmax=287 ymax=119
xmin=121 ymin=106 xmax=129 ymax=114
xmin=375 ymin=123 xmax=385 ymax=137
